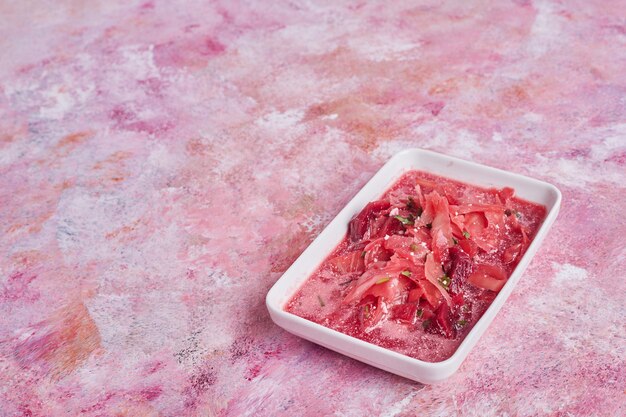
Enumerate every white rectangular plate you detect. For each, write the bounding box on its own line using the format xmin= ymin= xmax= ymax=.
xmin=266 ymin=148 xmax=561 ymax=384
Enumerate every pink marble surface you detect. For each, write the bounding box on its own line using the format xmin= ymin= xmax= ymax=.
xmin=1 ymin=1 xmax=625 ymax=416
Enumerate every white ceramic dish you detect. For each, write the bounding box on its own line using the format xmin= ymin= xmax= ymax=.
xmin=266 ymin=148 xmax=561 ymax=384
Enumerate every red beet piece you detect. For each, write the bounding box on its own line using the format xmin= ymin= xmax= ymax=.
xmin=427 ymin=302 xmax=455 ymax=338
xmin=458 ymin=237 xmax=478 ymax=258
xmin=348 ymin=200 xmax=391 ymax=242
xmin=448 ymin=246 xmax=474 ymax=295
xmin=391 ymin=303 xmax=419 ymax=324
xmin=374 ymin=216 xmax=405 ymax=239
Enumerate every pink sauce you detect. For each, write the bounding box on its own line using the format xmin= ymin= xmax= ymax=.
xmin=285 ymin=170 xmax=546 ymax=362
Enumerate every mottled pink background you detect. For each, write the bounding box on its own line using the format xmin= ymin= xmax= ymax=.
xmin=1 ymin=1 xmax=625 ymax=416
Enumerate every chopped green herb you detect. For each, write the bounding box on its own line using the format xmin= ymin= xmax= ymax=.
xmin=416 ymin=207 xmax=423 ymax=217
xmin=416 ymin=309 xmax=424 ymax=318
xmin=457 ymin=319 xmax=467 ymax=326
xmin=410 ymin=243 xmax=418 ymax=251
xmin=462 ymin=305 xmax=470 ymax=312
xmin=439 ymin=275 xmax=451 ymax=290
xmin=452 ymin=237 xmax=459 ymax=245
xmin=364 ymin=304 xmax=371 ymax=317
xmin=317 ymin=295 xmax=326 ymax=307
xmin=426 ymin=223 xmax=432 ymax=229
xmin=394 ymin=215 xmax=414 ymax=226
xmin=376 ymin=277 xmax=390 ymax=285
xmin=361 ymin=251 xmax=367 ymax=258
xmin=463 ymin=231 xmax=470 ymax=238
xmin=401 ymin=270 xmax=412 ymax=277
xmin=515 ymin=210 xmax=522 ymax=219
xmin=422 ymin=319 xmax=432 ymax=329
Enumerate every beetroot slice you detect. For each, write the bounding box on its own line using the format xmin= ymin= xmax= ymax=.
xmin=374 ymin=216 xmax=404 ymax=239
xmin=447 ymin=246 xmax=474 ymax=295
xmin=391 ymin=303 xmax=419 ymax=324
xmin=348 ymin=200 xmax=391 ymax=242
xmin=426 ymin=302 xmax=456 ymax=338
xmin=329 ymin=251 xmax=366 ymax=274
xmin=458 ymin=238 xmax=478 ymax=258
xmin=358 ymin=295 xmax=386 ymax=330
